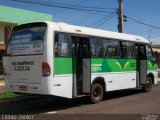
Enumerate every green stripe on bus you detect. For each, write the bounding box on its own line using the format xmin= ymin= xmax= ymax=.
xmin=54 ymin=58 xmax=157 ymax=75
xmin=54 ymin=57 xmax=73 ymax=75
xmin=91 ymin=58 xmax=136 ymax=73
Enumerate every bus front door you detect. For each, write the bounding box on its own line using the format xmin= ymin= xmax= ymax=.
xmin=81 ymin=38 xmax=91 ymax=94
xmin=136 ymin=44 xmax=147 ymax=86
xmin=72 ymin=36 xmax=91 ymax=97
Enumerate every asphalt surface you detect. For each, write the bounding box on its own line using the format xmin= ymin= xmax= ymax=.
xmin=0 ymin=82 xmax=160 ymax=120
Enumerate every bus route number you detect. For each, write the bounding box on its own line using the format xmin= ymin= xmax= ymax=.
xmin=14 ymin=66 xmax=30 ymax=71
xmin=91 ymin=66 xmax=101 ymax=72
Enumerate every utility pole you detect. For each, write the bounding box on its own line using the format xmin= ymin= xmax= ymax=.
xmin=118 ymin=0 xmax=123 ymax=33
xmin=148 ymin=28 xmax=152 ymax=45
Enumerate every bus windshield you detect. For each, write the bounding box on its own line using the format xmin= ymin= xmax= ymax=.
xmin=7 ymin=24 xmax=46 ymax=56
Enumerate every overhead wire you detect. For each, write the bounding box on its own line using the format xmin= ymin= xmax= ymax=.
xmin=94 ymin=13 xmax=117 ymax=28
xmin=10 ymin=0 xmax=116 ymax=14
xmin=9 ymin=0 xmax=160 ymax=32
xmin=39 ymin=0 xmax=116 ymax=10
xmin=126 ymin=16 xmax=160 ymax=31
xmin=8 ymin=0 xmax=118 ymax=25
xmin=89 ymin=14 xmax=114 ymax=27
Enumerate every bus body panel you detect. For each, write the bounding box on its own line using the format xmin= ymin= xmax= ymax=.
xmin=4 ymin=75 xmax=73 ymax=98
xmin=91 ymin=72 xmax=136 ymax=91
xmin=3 ymin=55 xmax=42 ymax=84
xmin=51 ymin=76 xmax=73 ymax=98
xmin=90 ymin=58 xmax=137 ymax=91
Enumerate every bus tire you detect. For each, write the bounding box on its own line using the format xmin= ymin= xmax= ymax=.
xmin=91 ymin=83 xmax=103 ymax=104
xmin=142 ymin=77 xmax=152 ymax=92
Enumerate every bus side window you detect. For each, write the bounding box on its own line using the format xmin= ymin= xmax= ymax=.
xmin=103 ymin=39 xmax=121 ymax=58
xmin=135 ymin=45 xmax=139 ymax=59
xmin=70 ymin=36 xmax=77 ymax=56
xmin=146 ymin=45 xmax=156 ymax=62
xmin=103 ymin=40 xmax=111 ymax=57
xmin=95 ymin=38 xmax=104 ymax=57
xmin=90 ymin=38 xmax=96 ymax=57
xmin=121 ymin=41 xmax=134 ymax=58
xmin=111 ymin=40 xmax=120 ymax=58
xmin=54 ymin=33 xmax=70 ymax=57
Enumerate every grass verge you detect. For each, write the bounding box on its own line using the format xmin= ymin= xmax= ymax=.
xmin=0 ymin=92 xmax=27 ymax=101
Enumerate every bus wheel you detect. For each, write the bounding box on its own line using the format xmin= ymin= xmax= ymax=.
xmin=143 ymin=77 xmax=152 ymax=92
xmin=91 ymin=83 xmax=103 ymax=104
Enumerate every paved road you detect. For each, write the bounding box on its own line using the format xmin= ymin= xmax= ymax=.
xmin=0 ymin=82 xmax=160 ymax=115
xmin=58 ymin=83 xmax=160 ymax=114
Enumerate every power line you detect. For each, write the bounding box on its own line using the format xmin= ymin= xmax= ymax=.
xmin=124 ymin=11 xmax=151 ymax=24
xmin=94 ymin=13 xmax=117 ymax=28
xmin=89 ymin=14 xmax=114 ymax=27
xmin=8 ymin=0 xmax=119 ymax=26
xmin=10 ymin=0 xmax=116 ymax=14
xmin=9 ymin=0 xmax=160 ymax=32
xmin=127 ymin=16 xmax=160 ymax=31
xmin=40 ymin=0 xmax=116 ymax=10
xmin=48 ymin=0 xmax=96 ymax=17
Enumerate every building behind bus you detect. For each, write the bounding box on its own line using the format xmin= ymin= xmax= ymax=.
xmin=0 ymin=5 xmax=52 ymax=76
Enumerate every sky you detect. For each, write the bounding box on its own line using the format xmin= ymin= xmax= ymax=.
xmin=0 ymin=0 xmax=160 ymax=44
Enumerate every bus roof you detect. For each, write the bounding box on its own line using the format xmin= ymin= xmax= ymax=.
xmin=28 ymin=21 xmax=150 ymax=43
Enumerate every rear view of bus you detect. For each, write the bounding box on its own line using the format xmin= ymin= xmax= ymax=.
xmin=3 ymin=22 xmax=49 ymax=94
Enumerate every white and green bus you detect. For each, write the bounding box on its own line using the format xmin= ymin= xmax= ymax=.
xmin=3 ymin=22 xmax=158 ymax=103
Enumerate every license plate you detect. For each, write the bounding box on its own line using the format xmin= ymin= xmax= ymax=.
xmin=19 ymin=86 xmax=28 ymax=91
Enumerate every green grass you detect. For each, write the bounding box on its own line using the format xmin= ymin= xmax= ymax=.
xmin=0 ymin=92 xmax=27 ymax=101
